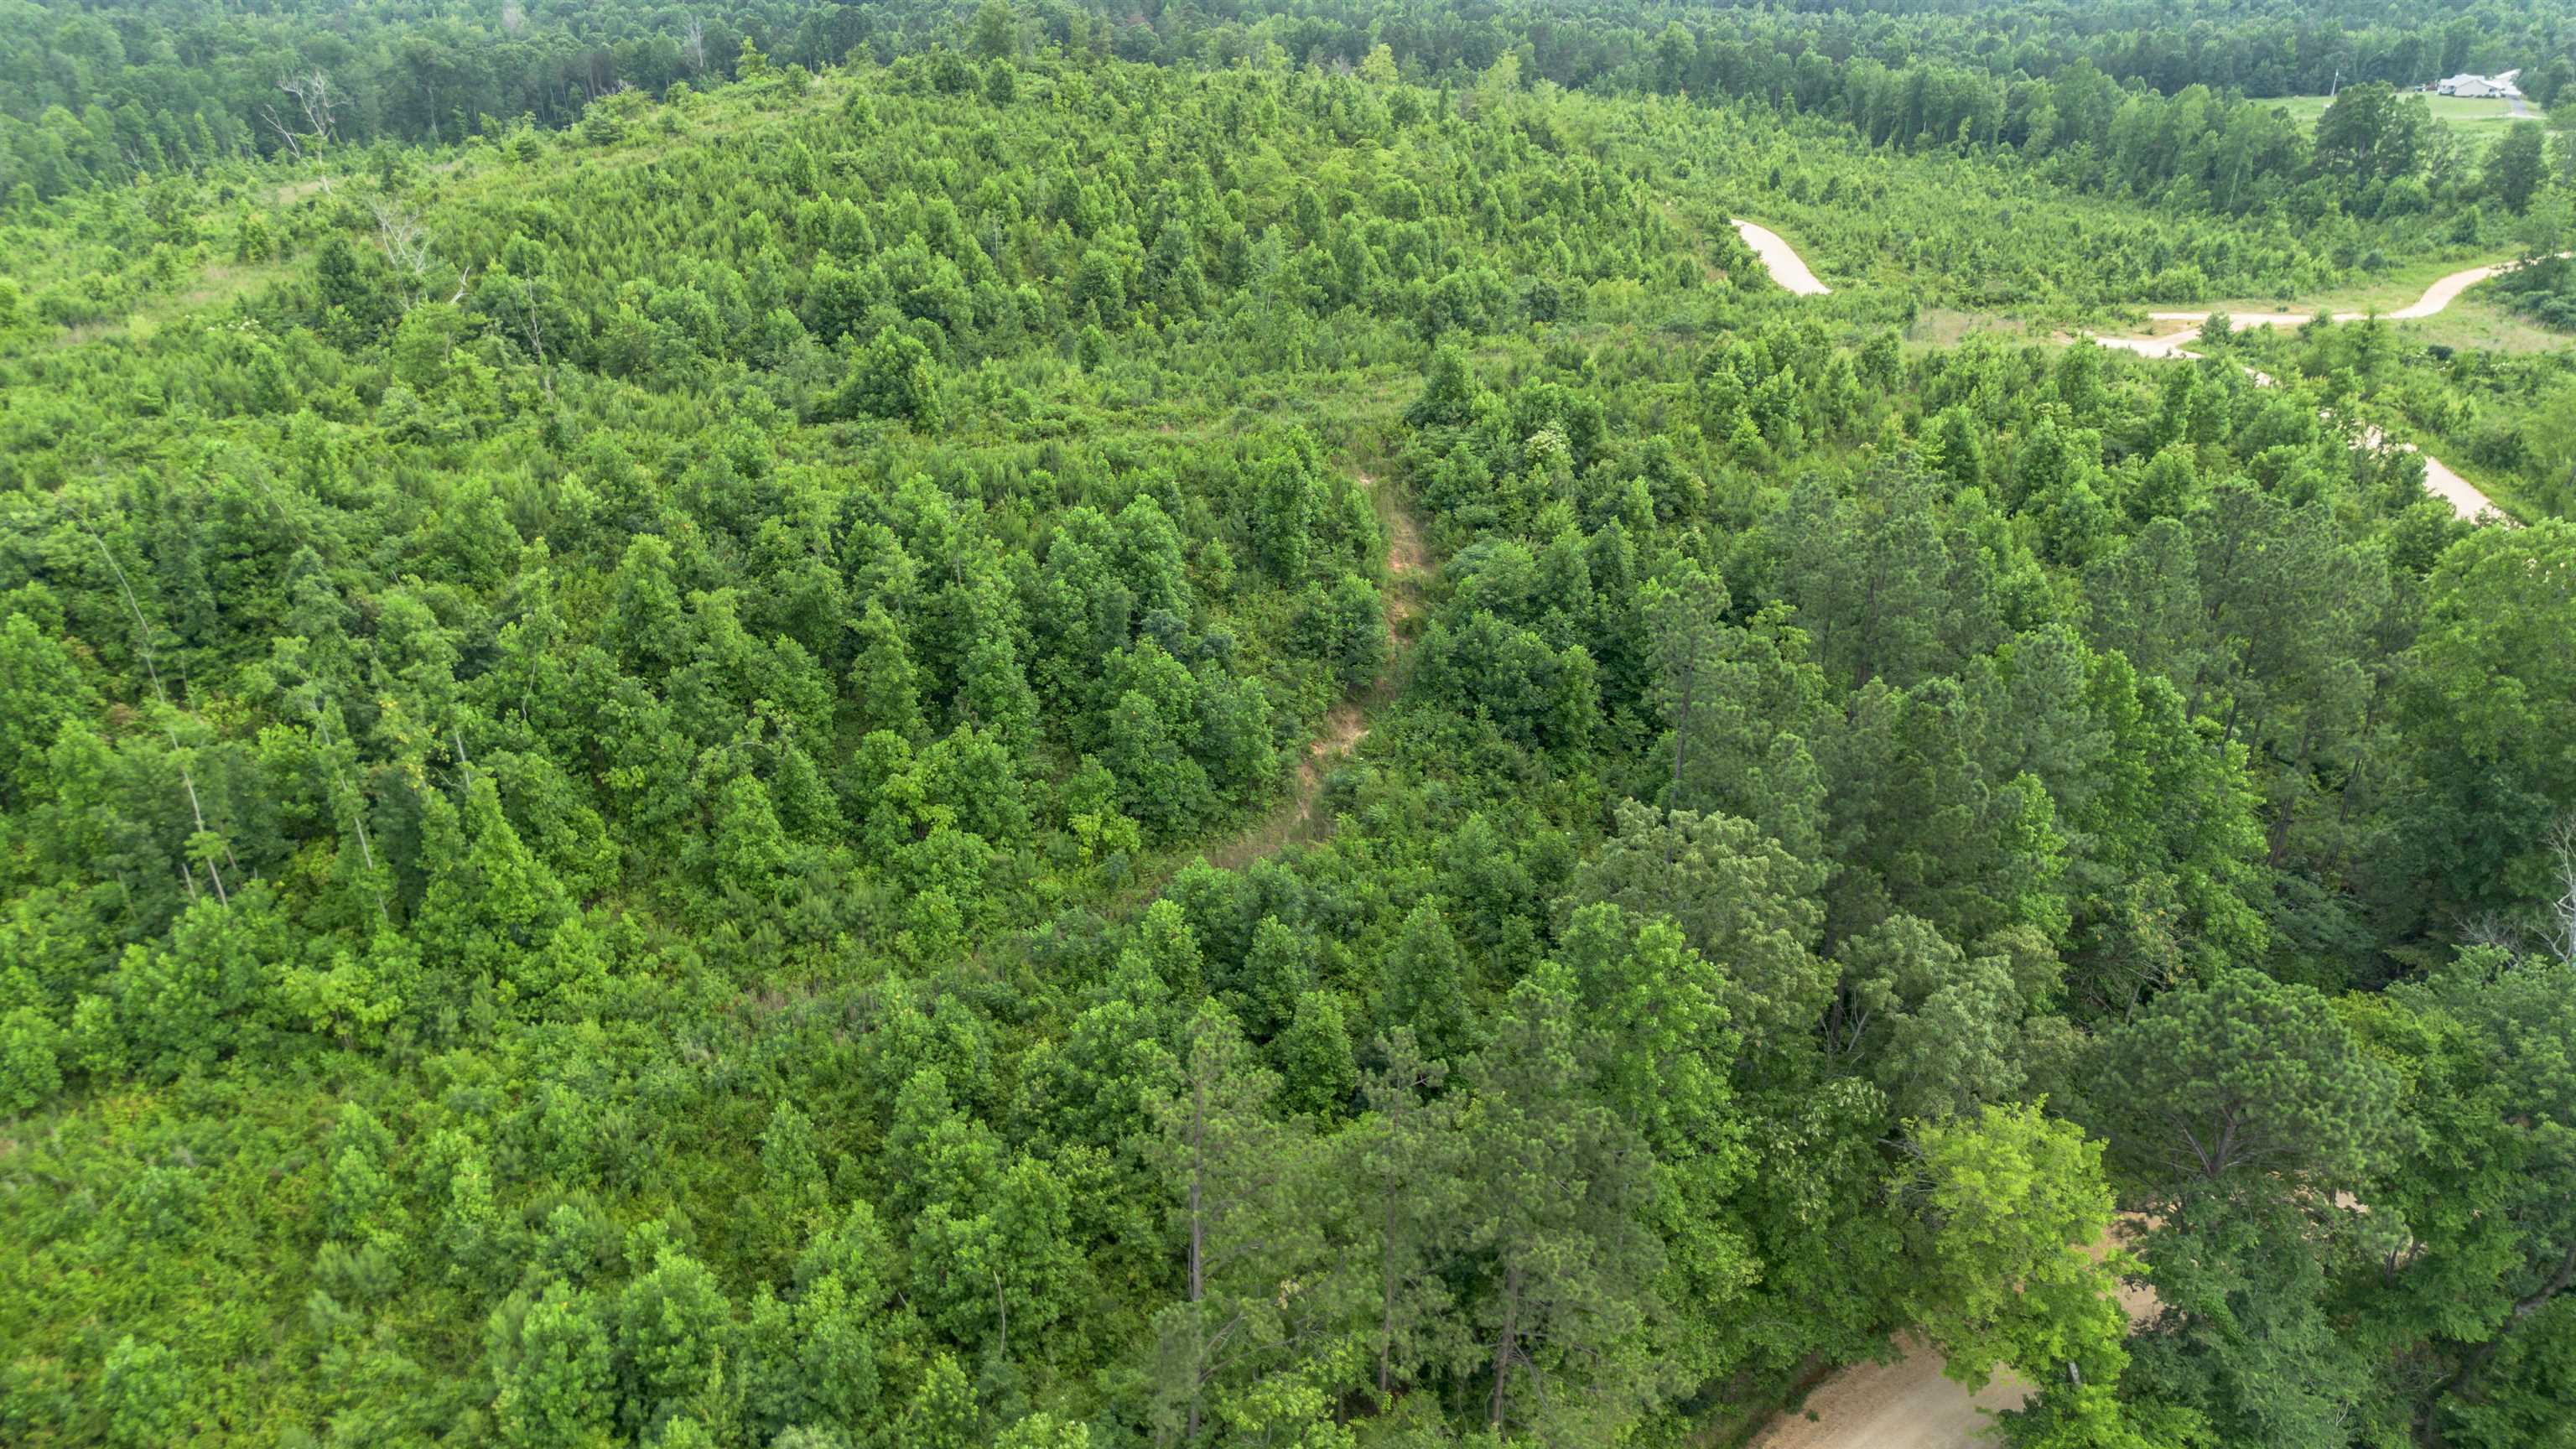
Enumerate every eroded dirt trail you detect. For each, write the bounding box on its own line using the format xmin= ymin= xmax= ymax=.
xmin=1379 ymin=468 xmax=1427 ymax=629
xmin=1205 ymin=468 xmax=1422 ymax=870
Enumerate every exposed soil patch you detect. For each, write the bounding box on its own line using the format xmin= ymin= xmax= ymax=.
xmin=1370 ymin=469 xmax=1427 ymax=634
xmin=1752 ymin=1220 xmax=2160 ymax=1449
xmin=1733 ymin=218 xmax=1832 ymax=296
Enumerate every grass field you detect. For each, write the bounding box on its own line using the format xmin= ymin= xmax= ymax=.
xmin=2126 ymin=248 xmax=2534 ymax=318
xmin=2387 ymin=297 xmax=2573 ymax=356
xmin=2269 ymin=91 xmax=2528 ymax=143
xmin=1900 ymin=308 xmax=2044 ymax=349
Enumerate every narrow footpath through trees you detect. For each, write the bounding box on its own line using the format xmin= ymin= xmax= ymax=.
xmin=1207 ymin=468 xmax=1426 ymax=870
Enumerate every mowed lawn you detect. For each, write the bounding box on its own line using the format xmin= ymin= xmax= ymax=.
xmin=2269 ymin=91 xmax=2527 ymax=144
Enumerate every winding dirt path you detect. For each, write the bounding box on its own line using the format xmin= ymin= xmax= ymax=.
xmin=2084 ymin=330 xmax=2507 ymax=523
xmin=2137 ymin=251 xmax=2570 ymax=332
xmin=2360 ymin=428 xmax=2498 ymax=522
xmin=1727 ymin=221 xmax=2519 ymax=524
xmin=1753 ymin=1332 xmax=2028 ymax=1449
xmin=2081 ymin=257 xmax=2575 ymax=523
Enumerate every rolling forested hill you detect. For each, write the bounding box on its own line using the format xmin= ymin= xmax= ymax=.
xmin=3 ymin=6 xmax=2575 ymax=1449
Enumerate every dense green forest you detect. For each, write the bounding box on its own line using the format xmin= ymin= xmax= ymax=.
xmin=13 ymin=0 xmax=2576 ymax=213
xmin=4 ymin=3 xmax=2576 ymax=1448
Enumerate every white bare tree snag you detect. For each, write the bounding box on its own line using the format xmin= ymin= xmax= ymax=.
xmin=263 ymin=68 xmax=343 ymax=191
xmin=371 ymin=198 xmax=437 ymax=309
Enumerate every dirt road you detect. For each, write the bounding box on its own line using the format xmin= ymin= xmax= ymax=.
xmin=1727 ymin=221 xmax=2512 ymax=524
xmin=2091 ymin=256 xmax=2576 ymax=522
xmin=1734 ymin=219 xmax=1832 ymax=295
xmin=1753 ymin=1226 xmax=2161 ymax=1449
xmin=1753 ymin=1333 xmax=2028 ymax=1449
xmin=2360 ymin=427 xmax=2498 ymax=520
xmin=2085 ymin=330 xmax=2505 ymax=522
xmin=2142 ymin=252 xmax=2571 ymax=331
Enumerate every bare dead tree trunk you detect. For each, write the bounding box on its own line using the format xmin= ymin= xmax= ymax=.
xmin=993 ymin=1266 xmax=1009 ymax=1361
xmin=371 ymin=198 xmax=437 ymax=309
xmin=1183 ymin=1069 xmax=1208 ymax=1441
xmin=285 ymin=68 xmax=340 ymax=144
xmin=257 ymin=103 xmax=304 ymax=166
xmin=267 ymin=69 xmax=341 ymax=192
xmin=85 ymin=524 xmax=228 ymax=904
xmin=2459 ymin=911 xmax=2522 ymax=956
xmin=2543 ymin=816 xmax=2576 ymax=965
xmin=519 ymin=275 xmax=553 ymax=396
xmin=1487 ymin=1263 xmax=1523 ymax=1430
xmin=308 ymin=699 xmax=391 ymax=925
xmin=177 ymin=767 xmax=228 ymax=905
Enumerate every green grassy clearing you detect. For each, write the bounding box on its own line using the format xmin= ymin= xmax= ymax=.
xmin=2387 ymin=296 xmax=2573 ymax=354
xmin=2119 ymin=248 xmax=2536 ymax=320
xmin=2269 ymin=91 xmax=2527 ymax=143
